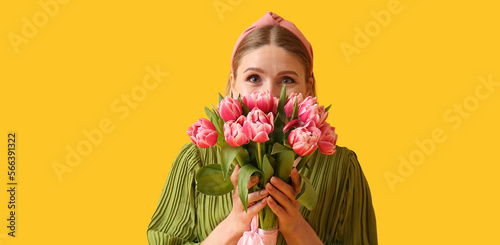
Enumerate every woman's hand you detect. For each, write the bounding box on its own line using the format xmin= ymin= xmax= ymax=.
xmin=266 ymin=167 xmax=323 ymax=245
xmin=201 ymin=165 xmax=268 ymax=245
xmin=227 ymin=164 xmax=269 ymax=234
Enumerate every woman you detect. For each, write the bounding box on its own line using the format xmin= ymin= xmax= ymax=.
xmin=147 ymin=12 xmax=377 ymax=245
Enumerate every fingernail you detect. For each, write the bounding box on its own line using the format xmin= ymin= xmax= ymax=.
xmin=260 ymin=189 xmax=268 ymax=195
xmin=270 ymin=177 xmax=277 ymax=184
xmin=268 ymin=197 xmax=274 ymax=203
xmin=251 ymin=175 xmax=259 ymax=182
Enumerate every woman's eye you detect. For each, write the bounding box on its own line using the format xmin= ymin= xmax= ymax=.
xmin=247 ymin=75 xmax=260 ymax=83
xmin=281 ymin=77 xmax=295 ymax=84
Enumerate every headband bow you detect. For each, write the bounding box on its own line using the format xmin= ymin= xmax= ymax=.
xmin=230 ymin=11 xmax=314 ymax=77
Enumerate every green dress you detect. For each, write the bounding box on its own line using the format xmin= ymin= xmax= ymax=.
xmin=147 ymin=143 xmax=377 ymax=244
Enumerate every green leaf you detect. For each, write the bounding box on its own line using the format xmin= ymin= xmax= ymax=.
xmin=284 ymin=130 xmax=291 ymax=144
xmin=238 ymin=95 xmax=250 ymax=115
xmin=278 ymin=84 xmax=287 ymax=110
xmin=208 ymin=104 xmax=224 ymax=138
xmin=246 ymin=145 xmax=257 ymax=164
xmin=211 ymin=117 xmax=222 ymax=134
xmin=260 ymin=154 xmax=275 ymax=186
xmin=275 ymin=150 xmax=294 ymax=183
xmin=291 ymin=98 xmax=299 ymax=120
xmin=217 ymin=118 xmax=225 ymax=145
xmin=324 ymin=104 xmax=332 ymax=112
xmin=218 ymin=92 xmax=224 ymax=104
xmin=271 ymin=110 xmax=286 ymax=144
xmin=295 ymin=173 xmax=318 ymax=210
xmin=271 ymin=142 xmax=292 ymax=155
xmin=211 ymin=103 xmax=222 ymax=120
xmin=278 ymin=85 xmax=287 ymax=120
xmin=235 ymin=148 xmax=250 ymax=166
xmin=271 ymin=86 xmax=288 ymax=144
xmin=216 ymin=148 xmax=222 ymax=167
xmin=196 ymin=164 xmax=233 ymax=196
xmin=204 ymin=106 xmax=216 ymax=121
xmin=274 ymin=85 xmax=287 ymax=138
xmin=204 ymin=106 xmax=224 ymax=145
xmin=261 ymin=206 xmax=278 ymax=230
xmin=221 ymin=145 xmax=243 ymax=180
xmin=271 ymin=124 xmax=285 ymax=144
xmin=238 ymin=164 xmax=263 ymax=212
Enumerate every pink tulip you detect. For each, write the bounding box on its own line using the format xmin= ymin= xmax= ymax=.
xmin=318 ymin=122 xmax=338 ymax=155
xmin=283 ymin=119 xmax=302 ymax=133
xmin=218 ymin=97 xmax=243 ymax=122
xmin=284 ymin=93 xmax=304 ymax=118
xmin=242 ymin=90 xmax=278 ymax=115
xmin=223 ymin=116 xmax=249 ymax=147
xmin=242 ymin=108 xmax=274 ymax=143
xmin=187 ymin=118 xmax=218 ymax=148
xmin=288 ymin=121 xmax=321 ymax=156
xmin=298 ymin=96 xmax=328 ymax=127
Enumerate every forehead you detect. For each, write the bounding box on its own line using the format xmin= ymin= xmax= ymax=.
xmin=238 ymin=45 xmax=306 ymax=76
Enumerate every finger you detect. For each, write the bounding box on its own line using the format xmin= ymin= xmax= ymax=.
xmin=266 ymin=196 xmax=286 ymax=218
xmin=248 ymin=188 xmax=268 ymax=204
xmin=231 ymin=165 xmax=241 ymax=207
xmin=270 ymin=176 xmax=297 ymax=201
xmin=248 ymin=175 xmax=260 ymax=189
xmin=290 ymin=168 xmax=301 ymax=194
xmin=266 ymin=182 xmax=295 ymax=213
xmin=231 ymin=165 xmax=240 ymax=187
xmin=247 ymin=197 xmax=268 ymax=216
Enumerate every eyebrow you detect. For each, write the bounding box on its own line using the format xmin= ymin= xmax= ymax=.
xmin=243 ymin=67 xmax=299 ymax=77
xmin=243 ymin=67 xmax=265 ymax=74
xmin=277 ymin=70 xmax=299 ymax=77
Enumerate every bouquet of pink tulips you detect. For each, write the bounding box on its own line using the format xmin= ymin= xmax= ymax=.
xmin=187 ymin=86 xmax=338 ymax=234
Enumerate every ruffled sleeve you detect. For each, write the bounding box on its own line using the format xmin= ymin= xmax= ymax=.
xmin=342 ymin=149 xmax=378 ymax=244
xmin=147 ymin=143 xmax=201 ymax=245
xmin=297 ymin=146 xmax=378 ymax=245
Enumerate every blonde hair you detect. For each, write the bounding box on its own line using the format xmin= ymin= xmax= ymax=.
xmin=225 ymin=25 xmax=316 ymax=97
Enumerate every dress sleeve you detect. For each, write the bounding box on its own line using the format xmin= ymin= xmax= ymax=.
xmin=303 ymin=147 xmax=377 ymax=245
xmin=341 ymin=149 xmax=378 ymax=245
xmin=147 ymin=143 xmax=201 ymax=245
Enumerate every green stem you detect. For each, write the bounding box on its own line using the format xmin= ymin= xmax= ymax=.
xmin=259 ymin=209 xmax=265 ymax=229
xmin=257 ymin=142 xmax=262 ymax=170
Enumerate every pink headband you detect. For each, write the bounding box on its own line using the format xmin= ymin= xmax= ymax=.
xmin=230 ymin=11 xmax=314 ymax=77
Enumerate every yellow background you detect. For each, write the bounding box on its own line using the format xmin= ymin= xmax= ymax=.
xmin=1 ymin=0 xmax=499 ymax=244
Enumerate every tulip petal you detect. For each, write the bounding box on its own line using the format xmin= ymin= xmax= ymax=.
xmin=253 ymin=131 xmax=269 ymax=143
